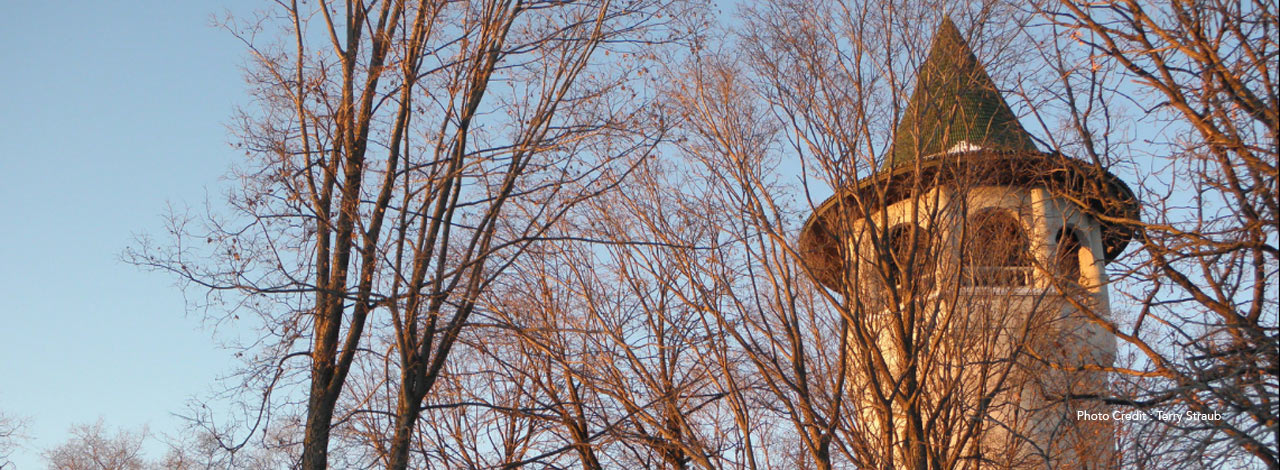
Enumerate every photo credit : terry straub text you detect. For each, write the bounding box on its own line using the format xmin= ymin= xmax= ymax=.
xmin=1077 ymin=410 xmax=1223 ymax=422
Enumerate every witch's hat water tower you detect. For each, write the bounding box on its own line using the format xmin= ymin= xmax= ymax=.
xmin=799 ymin=18 xmax=1139 ymax=469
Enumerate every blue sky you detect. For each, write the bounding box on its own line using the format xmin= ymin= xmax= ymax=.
xmin=1 ymin=2 xmax=257 ymax=467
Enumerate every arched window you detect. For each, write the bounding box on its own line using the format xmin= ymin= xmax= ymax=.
xmin=1055 ymin=227 xmax=1086 ymax=285
xmin=964 ymin=208 xmax=1032 ymax=287
xmin=884 ymin=223 xmax=933 ymax=290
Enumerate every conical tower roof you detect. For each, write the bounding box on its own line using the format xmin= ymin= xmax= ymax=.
xmin=800 ymin=19 xmax=1139 ymax=291
xmin=888 ymin=17 xmax=1038 ymax=167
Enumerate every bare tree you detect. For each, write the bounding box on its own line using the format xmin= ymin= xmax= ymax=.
xmin=0 ymin=411 xmax=26 ymax=470
xmin=129 ymin=0 xmax=688 ymax=468
xmin=1024 ymin=1 xmax=1278 ymax=467
xmin=43 ymin=420 xmax=150 ymax=470
xmin=505 ymin=172 xmax=730 ymax=470
xmin=389 ymin=159 xmax=732 ymax=469
xmin=156 ymin=425 xmax=293 ymax=470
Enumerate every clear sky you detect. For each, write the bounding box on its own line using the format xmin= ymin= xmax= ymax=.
xmin=1 ymin=2 xmax=258 ymax=467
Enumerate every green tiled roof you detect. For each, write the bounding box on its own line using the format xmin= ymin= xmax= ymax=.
xmin=888 ymin=17 xmax=1038 ymax=167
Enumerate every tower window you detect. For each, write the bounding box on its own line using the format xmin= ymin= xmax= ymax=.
xmin=884 ymin=223 xmax=933 ymax=290
xmin=963 ymin=208 xmax=1032 ymax=287
xmin=1055 ymin=227 xmax=1086 ymax=285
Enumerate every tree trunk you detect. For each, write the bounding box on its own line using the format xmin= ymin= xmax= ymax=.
xmin=301 ymin=376 xmax=338 ymax=470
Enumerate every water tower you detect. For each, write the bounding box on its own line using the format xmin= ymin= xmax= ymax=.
xmin=799 ymin=18 xmax=1139 ymax=469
